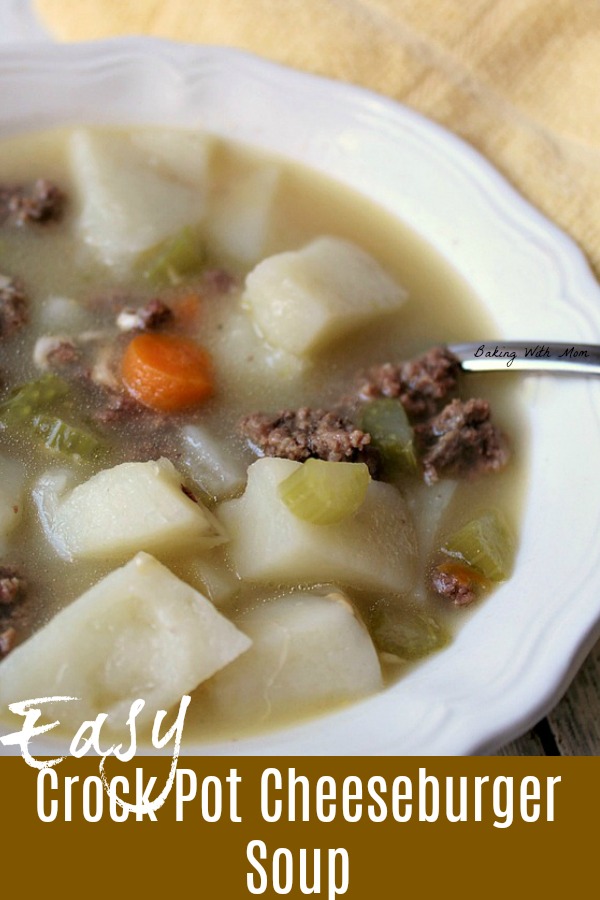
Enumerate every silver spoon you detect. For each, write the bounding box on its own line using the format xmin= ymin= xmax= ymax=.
xmin=449 ymin=341 xmax=600 ymax=374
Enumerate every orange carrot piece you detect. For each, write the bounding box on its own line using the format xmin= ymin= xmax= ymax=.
xmin=171 ymin=291 xmax=203 ymax=329
xmin=122 ymin=333 xmax=214 ymax=412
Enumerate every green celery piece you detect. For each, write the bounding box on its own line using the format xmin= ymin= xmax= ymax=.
xmin=0 ymin=374 xmax=105 ymax=462
xmin=359 ymin=398 xmax=418 ymax=475
xmin=30 ymin=414 xmax=106 ymax=461
xmin=370 ymin=601 xmax=448 ymax=661
xmin=141 ymin=225 xmax=205 ymax=287
xmin=0 ymin=374 xmax=69 ymax=425
xmin=441 ymin=510 xmax=514 ymax=582
xmin=278 ymin=459 xmax=370 ymax=525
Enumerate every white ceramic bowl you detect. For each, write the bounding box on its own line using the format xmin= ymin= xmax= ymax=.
xmin=1 ymin=39 xmax=600 ymax=755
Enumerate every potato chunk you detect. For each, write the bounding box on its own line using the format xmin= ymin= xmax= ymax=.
xmin=130 ymin=127 xmax=211 ymax=189
xmin=179 ymin=550 xmax=241 ymax=609
xmin=205 ymin=589 xmax=382 ymax=725
xmin=69 ymin=129 xmax=208 ymax=269
xmin=35 ymin=457 xmax=227 ymax=561
xmin=210 ymin=306 xmax=305 ymax=404
xmin=0 ymin=552 xmax=251 ymax=728
xmin=218 ymin=458 xmax=416 ymax=593
xmin=181 ymin=424 xmax=246 ymax=501
xmin=209 ymin=161 xmax=280 ymax=265
xmin=243 ymin=236 xmax=407 ymax=356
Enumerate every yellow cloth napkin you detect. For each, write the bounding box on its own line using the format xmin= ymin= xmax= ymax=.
xmin=34 ymin=0 xmax=600 ymax=279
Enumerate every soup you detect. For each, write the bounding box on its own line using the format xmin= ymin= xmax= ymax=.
xmin=0 ymin=127 xmax=524 ymax=743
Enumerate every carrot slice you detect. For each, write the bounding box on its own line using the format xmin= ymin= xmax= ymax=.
xmin=171 ymin=291 xmax=203 ymax=329
xmin=122 ymin=333 xmax=214 ymax=412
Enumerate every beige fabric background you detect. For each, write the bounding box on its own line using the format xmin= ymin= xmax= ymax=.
xmin=34 ymin=0 xmax=600 ymax=279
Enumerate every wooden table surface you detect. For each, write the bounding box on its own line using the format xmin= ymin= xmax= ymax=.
xmin=498 ymin=636 xmax=600 ymax=756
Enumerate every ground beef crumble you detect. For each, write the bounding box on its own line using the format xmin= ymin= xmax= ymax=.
xmin=356 ymin=346 xmax=461 ymax=420
xmin=0 ymin=566 xmax=26 ymax=606
xmin=33 ymin=335 xmax=83 ymax=371
xmin=116 ymin=298 xmax=174 ymax=332
xmin=0 ymin=565 xmax=28 ymax=659
xmin=2 ymin=179 xmax=65 ymax=225
xmin=430 ymin=562 xmax=486 ymax=607
xmin=240 ymin=407 xmax=377 ymax=471
xmin=90 ymin=387 xmax=180 ymax=463
xmin=0 ymin=275 xmax=28 ymax=338
xmin=91 ymin=388 xmax=148 ymax=427
xmin=242 ymin=354 xmax=509 ymax=485
xmin=415 ymin=397 xmax=509 ymax=485
xmin=200 ymin=267 xmax=239 ymax=296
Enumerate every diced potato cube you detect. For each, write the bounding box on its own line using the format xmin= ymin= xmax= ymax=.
xmin=69 ymin=129 xmax=208 ymax=269
xmin=243 ymin=236 xmax=407 ymax=356
xmin=210 ymin=306 xmax=305 ymax=402
xmin=210 ymin=161 xmax=280 ymax=265
xmin=182 ymin=424 xmax=246 ymax=501
xmin=205 ymin=589 xmax=382 ymax=724
xmin=178 ymin=549 xmax=240 ymax=609
xmin=0 ymin=552 xmax=251 ymax=728
xmin=218 ymin=458 xmax=416 ymax=593
xmin=0 ymin=456 xmax=25 ymax=541
xmin=34 ymin=457 xmax=227 ymax=561
xmin=130 ymin=127 xmax=211 ymax=189
xmin=36 ymin=295 xmax=91 ymax=332
xmin=406 ymin=479 xmax=458 ymax=562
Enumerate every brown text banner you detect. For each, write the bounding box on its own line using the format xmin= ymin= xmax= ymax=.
xmin=2 ymin=756 xmax=595 ymax=897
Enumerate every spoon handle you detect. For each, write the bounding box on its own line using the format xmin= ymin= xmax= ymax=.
xmin=449 ymin=341 xmax=600 ymax=374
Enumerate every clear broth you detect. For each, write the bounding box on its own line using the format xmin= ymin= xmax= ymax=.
xmin=0 ymin=128 xmax=527 ymax=744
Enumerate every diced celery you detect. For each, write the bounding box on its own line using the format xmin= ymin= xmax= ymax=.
xmin=141 ymin=225 xmax=205 ymax=286
xmin=0 ymin=374 xmax=105 ymax=462
xmin=441 ymin=510 xmax=514 ymax=582
xmin=359 ymin=398 xmax=417 ymax=475
xmin=278 ymin=459 xmax=370 ymax=525
xmin=30 ymin=414 xmax=106 ymax=461
xmin=369 ymin=600 xmax=448 ymax=661
xmin=0 ymin=374 xmax=69 ymax=425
